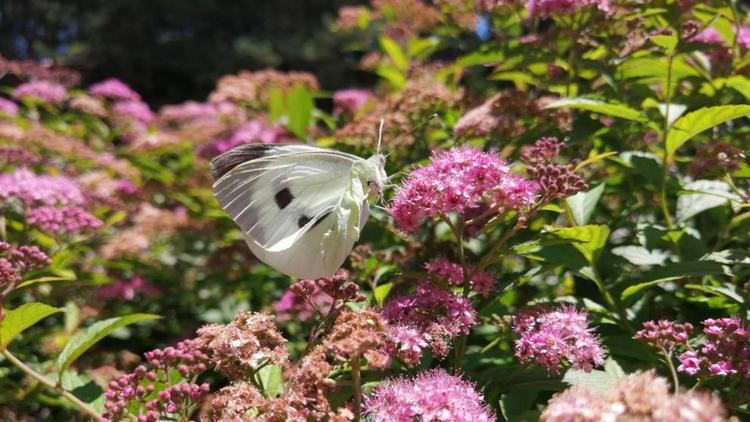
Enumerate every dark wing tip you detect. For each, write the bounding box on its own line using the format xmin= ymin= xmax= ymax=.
xmin=209 ymin=144 xmax=276 ymax=180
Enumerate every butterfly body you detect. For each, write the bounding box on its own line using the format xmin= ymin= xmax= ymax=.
xmin=211 ymin=144 xmax=386 ymax=279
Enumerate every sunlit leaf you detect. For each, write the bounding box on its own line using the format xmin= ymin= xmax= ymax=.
xmin=543 ymin=98 xmax=646 ymax=121
xmin=0 ymin=303 xmax=63 ymax=348
xmin=666 ymin=105 xmax=750 ymax=158
xmin=57 ymin=314 xmax=160 ymax=377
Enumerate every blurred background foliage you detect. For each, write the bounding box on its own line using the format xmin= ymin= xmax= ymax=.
xmin=0 ymin=0 xmax=372 ymax=105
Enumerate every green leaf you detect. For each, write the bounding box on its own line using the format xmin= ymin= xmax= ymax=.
xmin=677 ymin=180 xmax=742 ymax=222
xmin=257 ymin=364 xmax=284 ymax=398
xmin=543 ymin=98 xmax=646 ymax=121
xmin=562 ymin=368 xmax=619 ymax=391
xmin=565 ymin=184 xmax=605 ymax=225
xmin=15 ymin=274 xmax=77 ymax=290
xmin=611 ymin=246 xmax=669 ymax=266
xmin=374 ymin=282 xmax=393 ymax=307
xmin=0 ymin=303 xmax=63 ymax=348
xmin=379 ymin=37 xmax=408 ymax=71
xmin=723 ymin=76 xmax=750 ymax=101
xmin=500 ymin=390 xmax=539 ymax=420
xmin=620 ymin=261 xmax=727 ymax=299
xmin=548 ymin=225 xmax=610 ymax=265
xmin=57 ymin=313 xmax=160 ymax=376
xmin=376 ymin=65 xmax=406 ymax=88
xmin=268 ymin=86 xmax=284 ymax=123
xmin=666 ymin=105 xmax=750 ymax=158
xmin=286 ymin=85 xmax=314 ymax=138
xmin=650 ymin=34 xmax=678 ymax=53
xmin=604 ymin=357 xmax=626 ymax=379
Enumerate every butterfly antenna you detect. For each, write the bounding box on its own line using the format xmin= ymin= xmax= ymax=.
xmin=377 ymin=118 xmax=385 ymax=155
xmin=389 ymin=113 xmax=439 ymax=146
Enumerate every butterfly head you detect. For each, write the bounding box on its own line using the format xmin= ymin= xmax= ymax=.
xmin=364 ymin=153 xmax=387 ymax=199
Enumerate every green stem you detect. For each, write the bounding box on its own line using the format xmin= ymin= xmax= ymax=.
xmin=352 ymin=354 xmax=362 ymax=422
xmin=590 ymin=268 xmax=635 ymax=333
xmin=1 ymin=348 xmax=102 ymax=420
xmin=660 ymin=53 xmax=675 ymax=230
xmin=660 ymin=347 xmax=680 ymax=394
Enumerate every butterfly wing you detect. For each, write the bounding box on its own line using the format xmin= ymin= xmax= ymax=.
xmin=212 ymin=145 xmax=359 ymax=252
xmin=211 ymin=144 xmax=371 ymax=278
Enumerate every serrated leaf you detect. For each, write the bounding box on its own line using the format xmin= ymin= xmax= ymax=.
xmin=620 ymin=261 xmax=727 ymax=299
xmin=549 ymin=225 xmax=610 ymax=265
xmin=562 ymin=368 xmax=619 ymax=391
xmin=677 ymin=180 xmax=742 ymax=222
xmin=0 ymin=303 xmax=63 ymax=348
xmin=566 ymin=184 xmax=605 ymax=226
xmin=604 ymin=358 xmax=626 ymax=379
xmin=500 ymin=390 xmax=539 ymax=420
xmin=666 ymin=105 xmax=750 ymax=158
xmin=57 ymin=313 xmax=160 ymax=377
xmin=723 ymin=76 xmax=750 ymax=101
xmin=374 ymin=282 xmax=393 ymax=307
xmin=612 ymin=246 xmax=669 ymax=266
xmin=257 ymin=364 xmax=284 ymax=398
xmin=286 ymin=85 xmax=314 ymax=138
xmin=379 ymin=37 xmax=408 ymax=71
xmin=544 ymin=98 xmax=646 ymax=121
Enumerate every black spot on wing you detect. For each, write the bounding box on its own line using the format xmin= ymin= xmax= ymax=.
xmin=297 ymin=215 xmax=312 ymax=228
xmin=297 ymin=211 xmax=331 ymax=229
xmin=209 ymin=144 xmax=275 ymax=180
xmin=274 ymin=187 xmax=293 ymax=209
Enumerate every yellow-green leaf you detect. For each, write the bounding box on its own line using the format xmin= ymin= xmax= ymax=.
xmin=0 ymin=303 xmax=63 ymax=348
xmin=666 ymin=105 xmax=750 ymax=158
xmin=57 ymin=313 xmax=160 ymax=377
xmin=543 ymin=98 xmax=646 ymax=121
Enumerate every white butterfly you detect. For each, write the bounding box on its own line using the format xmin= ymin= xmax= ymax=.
xmin=210 ymin=142 xmax=387 ymax=279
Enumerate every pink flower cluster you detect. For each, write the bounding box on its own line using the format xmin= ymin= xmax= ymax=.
xmin=525 ymin=0 xmax=611 ymax=20
xmin=0 ymin=97 xmax=18 ymax=115
xmin=275 ymin=269 xmax=364 ymax=322
xmin=0 ymin=168 xmax=85 ymax=206
xmin=424 ymin=258 xmax=495 ymax=297
xmin=390 ymin=146 xmax=538 ymax=233
xmin=383 ymin=282 xmax=477 ymax=364
xmin=364 ymin=368 xmax=495 ymax=422
xmin=0 ymin=147 xmax=41 ymax=166
xmin=102 ymin=364 xmax=209 ymax=422
xmin=677 ymin=316 xmax=750 ymax=378
xmin=89 ymin=78 xmax=142 ymax=101
xmin=0 ymin=243 xmax=50 ymax=302
xmin=691 ymin=27 xmax=723 ymax=45
xmin=95 ymin=277 xmax=161 ymax=302
xmin=198 ymin=120 xmax=289 ymax=157
xmin=25 ymin=206 xmax=103 ymax=233
xmin=333 ymin=88 xmax=373 ymax=115
xmin=512 ymin=305 xmax=606 ymax=373
xmin=113 ymin=100 xmax=155 ymax=124
xmin=634 ymin=319 xmax=693 ymax=352
xmin=542 ymin=371 xmax=727 ymax=422
xmin=13 ymin=80 xmax=68 ymax=103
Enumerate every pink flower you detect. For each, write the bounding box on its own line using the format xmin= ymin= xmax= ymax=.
xmin=0 ymin=168 xmax=85 ymax=206
xmin=634 ymin=319 xmax=693 ymax=352
xmin=691 ymin=27 xmax=723 ymax=45
xmin=738 ymin=26 xmax=750 ymax=50
xmin=96 ymin=277 xmax=161 ymax=301
xmin=424 ymin=258 xmax=495 ymax=297
xmin=159 ymin=101 xmax=219 ymax=122
xmin=113 ymin=100 xmax=155 ymax=124
xmin=13 ymin=80 xmax=68 ymax=103
xmin=677 ymin=316 xmax=750 ymax=378
xmin=197 ymin=120 xmax=290 ymax=157
xmin=273 ymin=285 xmax=333 ymax=322
xmin=390 ymin=146 xmax=538 ymax=233
xmin=26 ymin=206 xmax=103 ymax=233
xmin=383 ymin=282 xmax=477 ymax=363
xmin=0 ymin=98 xmax=19 ymax=115
xmin=89 ymin=78 xmax=141 ymax=101
xmin=512 ymin=305 xmax=606 ymax=373
xmin=333 ymin=88 xmax=373 ymax=115
xmin=364 ymin=368 xmax=495 ymax=422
